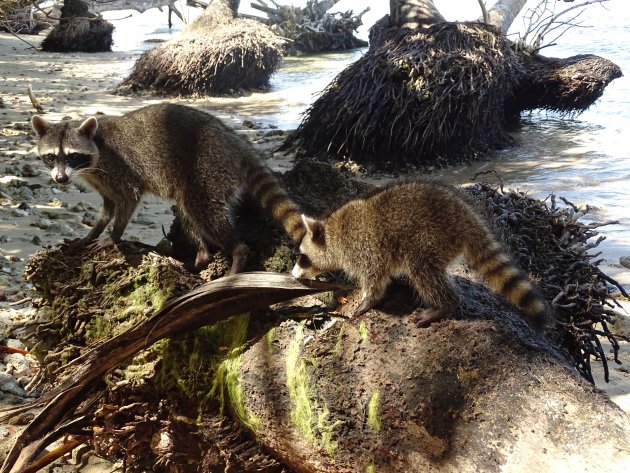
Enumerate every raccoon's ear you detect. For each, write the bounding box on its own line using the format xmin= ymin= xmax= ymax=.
xmin=301 ymin=214 xmax=325 ymax=246
xmin=78 ymin=117 xmax=98 ymax=138
xmin=31 ymin=115 xmax=48 ymax=137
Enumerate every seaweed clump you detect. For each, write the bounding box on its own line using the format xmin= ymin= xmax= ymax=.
xmin=119 ymin=0 xmax=284 ymax=96
xmin=281 ymin=22 xmax=523 ymax=169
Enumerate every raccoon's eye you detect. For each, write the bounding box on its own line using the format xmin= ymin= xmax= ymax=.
xmin=66 ymin=153 xmax=92 ymax=170
xmin=41 ymin=153 xmax=56 ymax=165
xmin=297 ymin=254 xmax=312 ymax=269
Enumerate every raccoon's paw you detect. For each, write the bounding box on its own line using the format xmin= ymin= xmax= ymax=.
xmin=84 ymin=237 xmax=117 ymax=252
xmin=412 ymin=307 xmax=452 ymax=328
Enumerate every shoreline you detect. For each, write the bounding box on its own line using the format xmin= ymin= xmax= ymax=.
xmin=0 ymin=32 xmax=628 ymax=416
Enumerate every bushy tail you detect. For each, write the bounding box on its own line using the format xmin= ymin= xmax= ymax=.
xmin=465 ymin=234 xmax=552 ymax=332
xmin=245 ymin=164 xmax=306 ymax=243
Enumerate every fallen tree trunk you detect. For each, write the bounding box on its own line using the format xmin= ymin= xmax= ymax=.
xmin=119 ymin=0 xmax=284 ymax=96
xmin=1 ymin=271 xmax=344 ymax=472
xmin=1 ymin=161 xmax=627 ymax=471
xmin=283 ymin=2 xmax=621 ymax=170
xmin=40 ymin=0 xmax=114 ymax=53
xmin=237 ymin=306 xmax=630 ymax=472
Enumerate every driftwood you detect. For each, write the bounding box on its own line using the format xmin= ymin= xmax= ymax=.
xmin=2 ymin=161 xmax=628 ymax=471
xmin=251 ymin=0 xmax=368 ymax=54
xmin=1 ymin=271 xmax=344 ymax=472
xmin=237 ymin=310 xmax=630 ymax=472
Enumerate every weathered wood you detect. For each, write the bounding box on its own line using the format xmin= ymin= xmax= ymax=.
xmin=40 ymin=0 xmax=114 ymax=53
xmin=84 ymin=0 xmax=177 ymax=13
xmin=486 ymin=0 xmax=528 ymax=33
xmin=119 ymin=0 xmax=284 ymax=95
xmin=389 ymin=0 xmax=446 ymax=29
xmin=251 ymin=0 xmax=367 ymax=54
xmin=286 ymin=1 xmax=621 ymax=169
xmin=238 ymin=308 xmax=630 ymax=472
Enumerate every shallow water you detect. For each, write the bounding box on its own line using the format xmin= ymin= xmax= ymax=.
xmin=104 ymin=2 xmax=630 ymax=287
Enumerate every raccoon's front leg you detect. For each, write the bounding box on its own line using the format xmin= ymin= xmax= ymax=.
xmin=79 ymin=197 xmax=115 ymax=245
xmin=409 ymin=266 xmax=459 ymax=327
xmin=353 ymin=274 xmax=390 ymax=317
xmin=110 ymin=197 xmax=141 ymax=242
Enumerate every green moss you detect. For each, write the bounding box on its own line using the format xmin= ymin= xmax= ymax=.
xmin=210 ymin=352 xmax=261 ymax=431
xmin=266 ymin=327 xmax=278 ymax=352
xmin=317 ymin=405 xmax=342 ymax=455
xmin=334 ymin=323 xmax=345 ymax=356
xmin=367 ymin=463 xmax=377 ymax=473
xmin=87 ymin=315 xmax=112 ymax=341
xmin=158 ymin=314 xmax=251 ymax=401
xmin=286 ymin=323 xmax=315 ymax=442
xmin=367 ymin=389 xmax=381 ymax=432
xmin=208 ymin=314 xmax=261 ymax=431
xmin=88 ymin=263 xmax=176 ymax=342
xmin=359 ymin=320 xmax=369 ymax=344
xmin=153 ymin=314 xmax=261 ymax=430
xmin=286 ymin=323 xmax=342 ymax=455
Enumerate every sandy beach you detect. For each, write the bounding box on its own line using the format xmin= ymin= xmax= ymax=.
xmin=0 ymin=28 xmax=628 ymax=432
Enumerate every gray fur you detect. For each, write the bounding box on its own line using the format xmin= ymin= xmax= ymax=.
xmin=31 ymin=103 xmax=305 ymax=272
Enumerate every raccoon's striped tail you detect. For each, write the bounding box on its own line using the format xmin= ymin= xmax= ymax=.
xmin=245 ymin=164 xmax=306 ymax=243
xmin=465 ymin=236 xmax=552 ymax=333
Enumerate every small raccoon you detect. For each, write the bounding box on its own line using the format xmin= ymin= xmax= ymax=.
xmin=292 ymin=182 xmax=552 ymax=332
xmin=31 ymin=103 xmax=305 ymax=273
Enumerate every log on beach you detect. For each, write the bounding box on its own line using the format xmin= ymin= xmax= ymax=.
xmin=2 ymin=161 xmax=628 ymax=471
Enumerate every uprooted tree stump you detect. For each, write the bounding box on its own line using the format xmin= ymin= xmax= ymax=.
xmin=118 ymin=0 xmax=284 ymax=96
xmin=40 ymin=0 xmax=113 ymax=53
xmin=2 ymin=161 xmax=629 ymax=471
xmin=281 ymin=19 xmax=622 ymax=170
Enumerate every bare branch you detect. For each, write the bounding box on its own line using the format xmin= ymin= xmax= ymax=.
xmin=534 ymin=0 xmax=609 ymax=48
xmin=27 ymin=84 xmax=44 ymax=113
xmin=477 ymin=0 xmax=489 ymax=24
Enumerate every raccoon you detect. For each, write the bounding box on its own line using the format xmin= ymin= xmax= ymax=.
xmin=291 ymin=182 xmax=552 ymax=332
xmin=31 ymin=103 xmax=305 ymax=273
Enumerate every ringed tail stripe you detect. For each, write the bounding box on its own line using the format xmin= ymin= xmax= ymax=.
xmin=289 ymin=219 xmax=307 ymax=242
xmin=248 ymin=168 xmax=275 ymax=193
xmin=245 ymin=165 xmax=306 ymax=243
xmin=472 ymin=246 xmax=504 ymax=269
xmin=274 ymin=201 xmax=300 ymax=223
xmin=500 ymin=271 xmax=526 ymax=296
xmin=263 ymin=189 xmax=291 ymax=210
xmin=483 ymin=260 xmax=515 ymax=281
xmin=517 ymin=290 xmax=547 ymax=318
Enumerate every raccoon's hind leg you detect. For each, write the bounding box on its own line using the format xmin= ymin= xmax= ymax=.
xmin=180 ymin=199 xmax=249 ymax=274
xmin=407 ymin=264 xmax=459 ymax=327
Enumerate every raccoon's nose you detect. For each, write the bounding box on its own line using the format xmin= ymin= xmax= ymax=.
xmin=291 ymin=264 xmax=304 ymax=279
xmin=54 ymin=173 xmax=69 ymax=184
